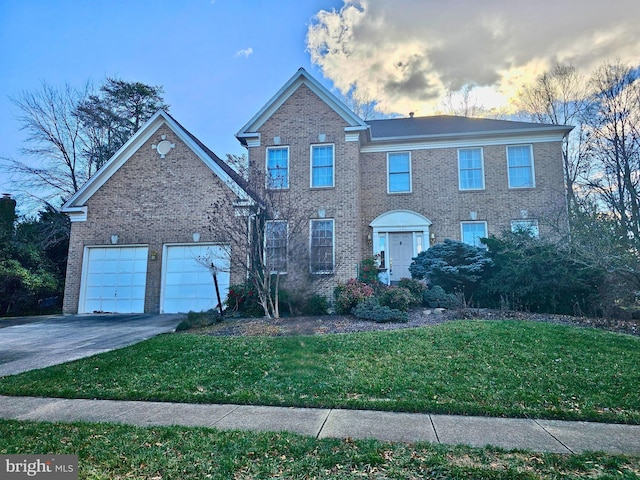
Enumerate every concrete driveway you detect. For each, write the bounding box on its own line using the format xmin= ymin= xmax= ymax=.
xmin=0 ymin=314 xmax=185 ymax=377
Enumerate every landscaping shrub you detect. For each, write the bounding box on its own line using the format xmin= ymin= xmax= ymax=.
xmin=301 ymin=294 xmax=329 ymax=316
xmin=423 ymin=285 xmax=460 ymax=309
xmin=409 ymin=239 xmax=493 ymax=303
xmin=482 ymin=232 xmax=605 ymax=315
xmin=351 ymin=297 xmax=408 ymax=323
xmin=379 ymin=286 xmax=414 ymax=312
xmin=175 ymin=310 xmax=223 ymax=331
xmin=225 ymin=284 xmax=264 ymax=317
xmin=358 ymin=256 xmax=380 ymax=285
xmin=334 ymin=279 xmax=375 ymax=314
xmin=397 ymin=278 xmax=426 ymax=306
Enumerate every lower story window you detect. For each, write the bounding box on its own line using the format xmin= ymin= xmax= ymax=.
xmin=461 ymin=221 xmax=487 ymax=248
xmin=310 ymin=219 xmax=334 ymax=273
xmin=511 ymin=219 xmax=539 ymax=238
xmin=266 ymin=220 xmax=287 ymax=273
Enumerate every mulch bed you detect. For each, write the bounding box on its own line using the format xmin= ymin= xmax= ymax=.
xmin=200 ymin=308 xmax=640 ymax=337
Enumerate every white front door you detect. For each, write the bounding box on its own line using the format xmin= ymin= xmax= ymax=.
xmin=388 ymin=232 xmax=414 ymax=281
xmin=80 ymin=246 xmax=148 ymax=313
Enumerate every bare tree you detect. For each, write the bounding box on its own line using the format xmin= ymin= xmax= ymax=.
xmin=582 ymin=61 xmax=640 ymax=244
xmin=3 ymin=78 xmax=168 ymax=208
xmin=207 ymin=178 xmax=329 ymax=319
xmin=517 ymin=64 xmax=593 ymax=214
xmin=4 ymin=82 xmax=92 ymax=205
xmin=336 ymin=85 xmax=382 ymax=120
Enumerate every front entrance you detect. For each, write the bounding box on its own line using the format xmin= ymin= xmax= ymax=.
xmin=388 ymin=232 xmax=414 ymax=281
xmin=370 ymin=210 xmax=432 ymax=285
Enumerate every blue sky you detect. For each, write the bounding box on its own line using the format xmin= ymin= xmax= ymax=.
xmin=2 ymin=0 xmax=640 ymax=212
xmin=0 ymin=0 xmax=343 ymax=203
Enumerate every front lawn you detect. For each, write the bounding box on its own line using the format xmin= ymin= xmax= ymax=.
xmin=1 ymin=419 xmax=639 ymax=479
xmin=0 ymin=320 xmax=638 ymax=423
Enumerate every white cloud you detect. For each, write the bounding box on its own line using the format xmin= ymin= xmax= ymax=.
xmin=235 ymin=47 xmax=253 ymax=58
xmin=307 ymin=0 xmax=640 ymax=116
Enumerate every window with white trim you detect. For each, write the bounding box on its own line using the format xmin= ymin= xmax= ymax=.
xmin=265 ymin=221 xmax=287 ymax=273
xmin=387 ymin=152 xmax=411 ymax=193
xmin=310 ymin=219 xmax=334 ymax=273
xmin=458 ymin=147 xmax=485 ymax=190
xmin=266 ymin=146 xmax=289 ymax=189
xmin=511 ymin=219 xmax=539 ymax=238
xmin=461 ymin=221 xmax=487 ymax=248
xmin=311 ymin=144 xmax=334 ymax=188
xmin=507 ymin=145 xmax=535 ymax=188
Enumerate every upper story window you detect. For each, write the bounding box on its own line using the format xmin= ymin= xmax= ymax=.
xmin=461 ymin=221 xmax=487 ymax=248
xmin=311 ymin=144 xmax=334 ymax=188
xmin=265 ymin=220 xmax=287 ymax=274
xmin=511 ymin=219 xmax=539 ymax=238
xmin=507 ymin=145 xmax=535 ymax=188
xmin=458 ymin=148 xmax=485 ymax=190
xmin=266 ymin=146 xmax=289 ymax=189
xmin=310 ymin=219 xmax=334 ymax=274
xmin=387 ymin=152 xmax=411 ymax=193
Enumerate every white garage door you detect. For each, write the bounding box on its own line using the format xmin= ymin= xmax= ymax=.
xmin=161 ymin=244 xmax=230 ymax=314
xmin=81 ymin=246 xmax=149 ymax=313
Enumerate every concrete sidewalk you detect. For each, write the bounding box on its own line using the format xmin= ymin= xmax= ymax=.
xmin=1 ymin=395 xmax=638 ymax=454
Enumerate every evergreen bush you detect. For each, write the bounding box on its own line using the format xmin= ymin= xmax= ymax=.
xmin=423 ymin=285 xmax=460 ymax=309
xmin=358 ymin=256 xmax=380 ymax=285
xmin=302 ymin=294 xmax=329 ymax=316
xmin=379 ymin=286 xmax=414 ymax=312
xmin=351 ymin=297 xmax=408 ymax=323
xmin=409 ymin=239 xmax=493 ymax=303
xmin=176 ymin=310 xmax=223 ymax=331
xmin=397 ymin=278 xmax=426 ymax=306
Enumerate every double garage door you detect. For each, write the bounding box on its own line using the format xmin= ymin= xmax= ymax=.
xmin=80 ymin=244 xmax=229 ymax=314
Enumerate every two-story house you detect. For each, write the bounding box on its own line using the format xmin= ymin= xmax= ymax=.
xmin=61 ymin=68 xmax=570 ymax=314
xmin=236 ymin=68 xmax=571 ymax=285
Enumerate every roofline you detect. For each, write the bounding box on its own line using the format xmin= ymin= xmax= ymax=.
xmin=62 ymin=110 xmax=255 ymax=214
xmin=367 ymin=124 xmax=573 ymax=144
xmin=236 ymin=67 xmax=367 ymax=145
xmin=367 ymin=125 xmax=574 ymax=145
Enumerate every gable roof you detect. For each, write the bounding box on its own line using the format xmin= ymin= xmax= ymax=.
xmin=236 ymin=67 xmax=368 ymax=146
xmin=62 ymin=109 xmax=257 ymax=221
xmin=366 ymin=115 xmax=573 ymax=142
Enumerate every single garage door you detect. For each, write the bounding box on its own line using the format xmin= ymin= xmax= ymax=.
xmin=161 ymin=244 xmax=230 ymax=313
xmin=80 ymin=246 xmax=149 ymax=313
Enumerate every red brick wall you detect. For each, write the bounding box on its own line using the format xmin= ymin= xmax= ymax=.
xmin=63 ymin=124 xmax=242 ymax=314
xmin=360 ymin=141 xmax=568 ymax=245
xmin=245 ymin=84 xmax=363 ymax=295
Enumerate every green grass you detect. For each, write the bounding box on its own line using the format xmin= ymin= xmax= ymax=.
xmin=1 ymin=320 xmax=639 ymax=423
xmin=1 ymin=419 xmax=638 ymax=479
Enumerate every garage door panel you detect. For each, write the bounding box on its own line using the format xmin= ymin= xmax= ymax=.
xmin=161 ymin=244 xmax=229 ymax=314
xmin=81 ymin=246 xmax=148 ymax=314
xmin=103 ymin=261 xmax=120 ymax=274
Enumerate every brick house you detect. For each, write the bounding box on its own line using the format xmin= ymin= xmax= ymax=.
xmin=62 ymin=68 xmax=571 ymax=314
xmin=61 ymin=111 xmax=257 ymax=314
xmin=236 ymin=68 xmax=571 ymax=286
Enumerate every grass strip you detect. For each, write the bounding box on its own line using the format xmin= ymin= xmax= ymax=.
xmin=1 ymin=419 xmax=639 ymax=479
xmin=0 ymin=320 xmax=638 ymax=423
